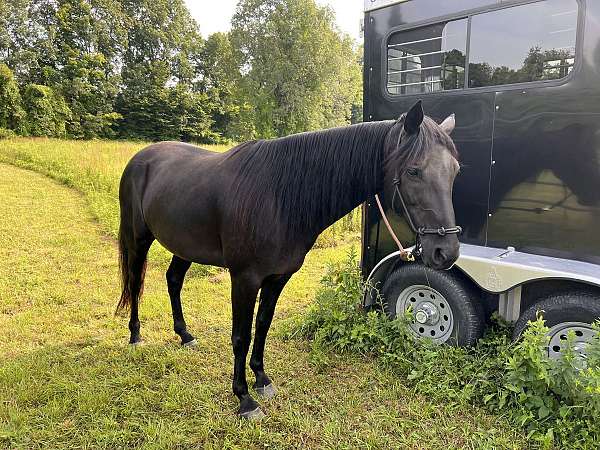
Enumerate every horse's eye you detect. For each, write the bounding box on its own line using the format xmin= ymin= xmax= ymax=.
xmin=406 ymin=168 xmax=421 ymax=178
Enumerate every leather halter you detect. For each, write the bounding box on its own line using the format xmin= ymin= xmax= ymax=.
xmin=391 ymin=177 xmax=463 ymax=237
xmin=374 ymin=176 xmax=462 ymax=262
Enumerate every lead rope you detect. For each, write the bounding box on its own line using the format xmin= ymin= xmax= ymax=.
xmin=374 ymin=194 xmax=415 ymax=262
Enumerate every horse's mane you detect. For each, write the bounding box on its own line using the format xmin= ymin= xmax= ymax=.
xmin=224 ymin=117 xmax=455 ymax=242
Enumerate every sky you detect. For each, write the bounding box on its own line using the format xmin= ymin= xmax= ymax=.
xmin=184 ymin=0 xmax=363 ymax=41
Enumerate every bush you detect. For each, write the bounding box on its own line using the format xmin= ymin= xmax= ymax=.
xmin=22 ymin=84 xmax=72 ymax=138
xmin=0 ymin=128 xmax=16 ymax=139
xmin=286 ymin=251 xmax=600 ymax=448
xmin=0 ymin=64 xmax=26 ymax=133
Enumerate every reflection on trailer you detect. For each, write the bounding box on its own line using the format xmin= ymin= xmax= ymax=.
xmin=362 ymin=0 xmax=600 ymax=357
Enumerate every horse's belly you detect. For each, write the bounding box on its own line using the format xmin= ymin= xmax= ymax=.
xmin=153 ymin=228 xmax=225 ymax=267
xmin=144 ymin=196 xmax=225 ymax=266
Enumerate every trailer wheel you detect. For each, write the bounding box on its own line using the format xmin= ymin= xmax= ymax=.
xmin=380 ymin=264 xmax=484 ymax=346
xmin=513 ymin=292 xmax=600 ymax=360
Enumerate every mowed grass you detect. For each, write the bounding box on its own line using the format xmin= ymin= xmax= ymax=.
xmin=0 ymin=143 xmax=527 ymax=447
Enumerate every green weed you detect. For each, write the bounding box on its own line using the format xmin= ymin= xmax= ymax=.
xmin=287 ymin=250 xmax=600 ymax=449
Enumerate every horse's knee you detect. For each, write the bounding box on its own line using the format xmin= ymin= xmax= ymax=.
xmin=232 ymin=334 xmax=251 ymax=356
xmin=249 ymin=356 xmax=262 ymax=373
xmin=255 ymin=313 xmax=269 ymax=330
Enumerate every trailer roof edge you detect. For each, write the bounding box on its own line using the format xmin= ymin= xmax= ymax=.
xmin=364 ymin=0 xmax=411 ymax=13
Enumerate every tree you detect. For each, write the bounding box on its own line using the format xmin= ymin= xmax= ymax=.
xmin=22 ymin=84 xmax=71 ymax=137
xmin=116 ymin=0 xmax=212 ymax=141
xmin=198 ymin=32 xmax=252 ymax=141
xmin=52 ymin=0 xmax=127 ymax=138
xmin=0 ymin=63 xmax=26 ymax=132
xmin=231 ymin=0 xmax=362 ymax=138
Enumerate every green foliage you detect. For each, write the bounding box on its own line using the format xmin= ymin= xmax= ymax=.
xmin=22 ymin=84 xmax=72 ymax=137
xmin=0 ymin=64 xmax=25 ymax=132
xmin=0 ymin=128 xmax=16 ymax=139
xmin=231 ymin=0 xmax=362 ymax=138
xmin=117 ymin=70 xmax=215 ymax=142
xmin=198 ymin=32 xmax=250 ymax=142
xmin=115 ymin=0 xmax=215 ymax=141
xmin=287 ymin=251 xmax=600 ymax=448
xmin=0 ymin=0 xmax=362 ymax=141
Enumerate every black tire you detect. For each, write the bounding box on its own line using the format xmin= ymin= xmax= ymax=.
xmin=380 ymin=264 xmax=485 ymax=346
xmin=512 ymin=291 xmax=600 ymax=341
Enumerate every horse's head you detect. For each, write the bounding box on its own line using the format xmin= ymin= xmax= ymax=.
xmin=384 ymin=101 xmax=460 ymax=270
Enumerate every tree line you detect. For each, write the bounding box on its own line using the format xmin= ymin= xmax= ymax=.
xmin=0 ymin=0 xmax=362 ymax=142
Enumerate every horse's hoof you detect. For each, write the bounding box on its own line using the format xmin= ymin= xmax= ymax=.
xmin=239 ymin=406 xmax=266 ymax=421
xmin=182 ymin=338 xmax=198 ymax=348
xmin=129 ymin=340 xmax=143 ymax=348
xmin=254 ymin=383 xmax=277 ymax=400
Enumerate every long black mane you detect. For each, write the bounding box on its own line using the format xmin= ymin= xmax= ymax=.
xmin=224 ymin=116 xmax=454 ymax=242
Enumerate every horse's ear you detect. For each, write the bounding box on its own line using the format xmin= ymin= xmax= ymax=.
xmin=439 ymin=113 xmax=455 ymax=135
xmin=404 ymin=100 xmax=424 ymax=135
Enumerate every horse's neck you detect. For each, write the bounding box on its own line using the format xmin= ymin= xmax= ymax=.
xmin=310 ymin=123 xmax=391 ymax=233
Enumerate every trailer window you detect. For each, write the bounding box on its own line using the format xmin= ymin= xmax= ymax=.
xmin=468 ymin=0 xmax=578 ymax=88
xmin=387 ymin=19 xmax=468 ymax=95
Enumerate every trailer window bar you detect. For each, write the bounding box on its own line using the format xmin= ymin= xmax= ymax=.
xmin=388 ymin=50 xmax=445 ymax=61
xmin=549 ymin=28 xmax=576 ymax=35
xmin=388 ymin=80 xmax=442 ymax=88
xmin=551 ymin=10 xmax=577 ymax=17
xmin=388 ymin=65 xmax=443 ymax=75
xmin=387 ymin=34 xmax=460 ymax=48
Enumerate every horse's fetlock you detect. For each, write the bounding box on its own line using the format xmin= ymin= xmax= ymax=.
xmin=128 ymin=320 xmax=140 ymax=333
xmin=174 ymin=320 xmax=187 ymax=334
xmin=249 ymin=358 xmax=262 ymax=372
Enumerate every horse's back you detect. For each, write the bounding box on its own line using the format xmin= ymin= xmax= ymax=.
xmin=128 ymin=141 xmax=217 ymax=165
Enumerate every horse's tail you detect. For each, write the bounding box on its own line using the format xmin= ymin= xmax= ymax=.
xmin=116 ymin=227 xmax=133 ymax=312
xmin=115 ymin=169 xmax=150 ymax=314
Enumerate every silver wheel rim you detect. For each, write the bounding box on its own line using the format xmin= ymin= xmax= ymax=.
xmin=547 ymin=322 xmax=597 ymax=361
xmin=397 ymin=284 xmax=454 ymax=343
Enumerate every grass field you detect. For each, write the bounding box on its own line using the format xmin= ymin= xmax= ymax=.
xmin=0 ymin=138 xmax=360 ymax=249
xmin=0 ymin=139 xmax=528 ymax=448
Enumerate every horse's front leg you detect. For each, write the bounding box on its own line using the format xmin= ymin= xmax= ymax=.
xmin=230 ymin=272 xmax=262 ymax=419
xmin=249 ymin=274 xmax=292 ymax=399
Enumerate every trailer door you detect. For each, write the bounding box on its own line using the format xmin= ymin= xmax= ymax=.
xmin=364 ymin=11 xmax=495 ymax=269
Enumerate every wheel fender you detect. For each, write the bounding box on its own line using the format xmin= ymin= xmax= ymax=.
xmin=363 ymin=250 xmax=410 ymax=308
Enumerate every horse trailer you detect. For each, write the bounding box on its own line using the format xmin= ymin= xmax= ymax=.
xmin=362 ymin=0 xmax=600 ymax=355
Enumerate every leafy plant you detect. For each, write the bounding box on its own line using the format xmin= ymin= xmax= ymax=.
xmin=287 ymin=251 xmax=600 ymax=448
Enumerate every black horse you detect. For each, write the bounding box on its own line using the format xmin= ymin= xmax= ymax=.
xmin=116 ymin=101 xmax=459 ymax=419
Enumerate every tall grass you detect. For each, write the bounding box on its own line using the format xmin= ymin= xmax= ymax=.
xmin=0 ymin=137 xmax=361 ymax=248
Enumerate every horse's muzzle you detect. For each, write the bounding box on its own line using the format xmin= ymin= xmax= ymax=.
xmin=420 ymin=234 xmax=460 ymax=270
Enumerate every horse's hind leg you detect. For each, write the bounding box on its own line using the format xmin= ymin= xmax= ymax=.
xmin=249 ymin=274 xmax=291 ymax=399
xmin=122 ymin=237 xmax=153 ymax=345
xmin=166 ymin=255 xmax=196 ymax=346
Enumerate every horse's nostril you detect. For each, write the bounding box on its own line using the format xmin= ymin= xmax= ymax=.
xmin=434 ymin=248 xmax=446 ymax=263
